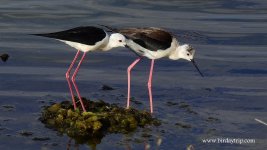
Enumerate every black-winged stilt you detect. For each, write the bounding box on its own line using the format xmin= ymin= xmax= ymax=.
xmin=102 ymin=25 xmax=203 ymax=113
xmin=33 ymin=26 xmax=127 ymax=112
xmin=0 ymin=54 xmax=9 ymax=62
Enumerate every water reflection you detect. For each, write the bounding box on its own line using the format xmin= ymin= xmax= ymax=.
xmin=65 ymin=135 xmax=163 ymax=150
xmin=67 ymin=133 xmax=104 ymax=150
xmin=66 ymin=139 xmax=79 ymax=150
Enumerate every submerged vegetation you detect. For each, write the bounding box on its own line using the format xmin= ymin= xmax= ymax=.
xmin=40 ymin=98 xmax=160 ymax=146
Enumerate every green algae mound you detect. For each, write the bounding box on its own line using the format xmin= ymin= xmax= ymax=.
xmin=40 ymin=98 xmax=160 ymax=139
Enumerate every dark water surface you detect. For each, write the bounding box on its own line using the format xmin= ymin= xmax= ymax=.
xmin=1 ymin=0 xmax=267 ymax=149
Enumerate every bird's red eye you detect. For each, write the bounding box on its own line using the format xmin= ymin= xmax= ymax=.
xmin=119 ymin=40 xmax=122 ymax=42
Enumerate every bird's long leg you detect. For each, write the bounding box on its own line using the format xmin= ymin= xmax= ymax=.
xmin=66 ymin=138 xmax=72 ymax=150
xmin=66 ymin=51 xmax=80 ymax=110
xmin=147 ymin=59 xmax=155 ymax=113
xmin=127 ymin=57 xmax=142 ymax=109
xmin=71 ymin=52 xmax=87 ymax=112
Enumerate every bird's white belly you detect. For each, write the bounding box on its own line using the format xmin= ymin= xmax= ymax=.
xmin=59 ymin=39 xmax=106 ymax=52
xmin=144 ymin=49 xmax=171 ymax=59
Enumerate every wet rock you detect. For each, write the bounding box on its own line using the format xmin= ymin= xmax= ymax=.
xmin=178 ymin=102 xmax=190 ymax=108
xmin=3 ymin=119 xmax=11 ymax=122
xmin=130 ymin=98 xmax=142 ymax=105
xmin=40 ymin=98 xmax=160 ymax=144
xmin=185 ymin=108 xmax=198 ymax=115
xmin=177 ymin=102 xmax=198 ymax=115
xmin=166 ymin=101 xmax=178 ymax=106
xmin=0 ymin=127 xmax=5 ymax=131
xmin=0 ymin=53 xmax=9 ymax=62
xmin=19 ymin=130 xmax=33 ymax=137
xmin=1 ymin=105 xmax=15 ymax=111
xmin=32 ymin=137 xmax=50 ymax=141
xmin=175 ymin=122 xmax=192 ymax=129
xmin=47 ymin=103 xmax=61 ymax=113
xmin=206 ymin=128 xmax=217 ymax=135
xmin=204 ymin=88 xmax=212 ymax=91
xmin=206 ymin=117 xmax=220 ymax=123
xmin=160 ymin=130 xmax=165 ymax=133
xmin=101 ymin=85 xmax=114 ymax=91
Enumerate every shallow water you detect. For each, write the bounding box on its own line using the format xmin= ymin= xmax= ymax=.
xmin=0 ymin=0 xmax=267 ymax=149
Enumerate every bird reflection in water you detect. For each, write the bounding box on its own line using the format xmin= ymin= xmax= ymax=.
xmin=65 ymin=136 xmax=163 ymax=150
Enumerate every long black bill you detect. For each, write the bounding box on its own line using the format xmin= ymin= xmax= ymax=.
xmin=191 ymin=59 xmax=204 ymax=77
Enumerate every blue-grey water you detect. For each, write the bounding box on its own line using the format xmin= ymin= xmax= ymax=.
xmin=0 ymin=0 xmax=267 ymax=149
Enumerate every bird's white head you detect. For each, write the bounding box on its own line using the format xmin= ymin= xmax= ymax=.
xmin=108 ymin=33 xmax=127 ymax=48
xmin=169 ymin=44 xmax=204 ymax=77
xmin=170 ymin=44 xmax=195 ymax=61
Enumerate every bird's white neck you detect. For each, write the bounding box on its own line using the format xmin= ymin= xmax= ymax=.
xmin=168 ymin=44 xmax=187 ymax=60
xmin=101 ymin=36 xmax=113 ymax=51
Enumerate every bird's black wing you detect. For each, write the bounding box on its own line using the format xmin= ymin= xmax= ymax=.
xmin=99 ymin=25 xmax=173 ymax=51
xmin=32 ymin=26 xmax=107 ymax=45
xmin=118 ymin=27 xmax=173 ymax=51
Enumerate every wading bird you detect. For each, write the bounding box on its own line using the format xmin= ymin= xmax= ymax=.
xmin=33 ymin=26 xmax=127 ymax=112
xmin=102 ymin=25 xmax=203 ymax=113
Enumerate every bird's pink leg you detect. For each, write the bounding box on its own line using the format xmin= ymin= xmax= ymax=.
xmin=66 ymin=51 xmax=80 ymax=110
xmin=147 ymin=59 xmax=155 ymax=113
xmin=71 ymin=52 xmax=87 ymax=112
xmin=127 ymin=57 xmax=142 ymax=109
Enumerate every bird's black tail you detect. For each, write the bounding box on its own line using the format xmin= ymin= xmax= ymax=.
xmin=29 ymin=33 xmax=52 ymax=38
xmin=0 ymin=54 xmax=9 ymax=62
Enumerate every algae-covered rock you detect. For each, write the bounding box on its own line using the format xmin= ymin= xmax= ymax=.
xmin=40 ymin=98 xmax=160 ymax=144
xmin=47 ymin=103 xmax=61 ymax=113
